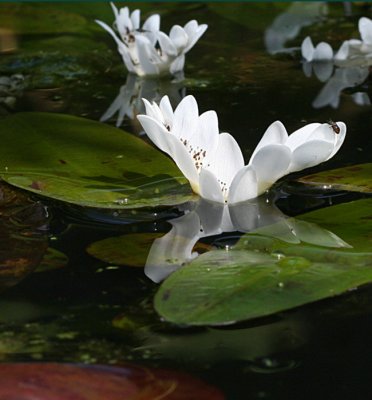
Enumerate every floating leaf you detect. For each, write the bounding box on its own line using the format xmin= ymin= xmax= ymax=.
xmin=296 ymin=163 xmax=372 ymax=194
xmin=155 ymin=199 xmax=372 ymax=326
xmin=0 ymin=113 xmax=193 ymax=208
xmin=87 ymin=233 xmax=211 ymax=268
xmin=87 ymin=233 xmax=163 ymax=267
xmin=35 ymin=248 xmax=68 ymax=273
xmin=0 ymin=363 xmax=224 ymax=399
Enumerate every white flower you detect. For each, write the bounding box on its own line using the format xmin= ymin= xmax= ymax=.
xmin=301 ymin=36 xmax=333 ymax=62
xmin=95 ymin=3 xmax=207 ymax=77
xmin=100 ymin=74 xmax=185 ymax=127
xmin=137 ymin=95 xmax=346 ymax=205
xmin=335 ymin=17 xmax=372 ymax=62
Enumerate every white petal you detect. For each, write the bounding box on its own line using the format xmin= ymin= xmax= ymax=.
xmin=308 ymin=123 xmax=336 ymax=144
xmin=184 ymin=20 xmax=198 ymax=36
xmin=184 ymin=23 xmax=208 ymax=53
xmin=95 ymin=20 xmax=125 ymax=49
xmin=359 ymin=17 xmax=372 ymax=46
xmin=326 ymin=121 xmax=346 ymax=160
xmin=157 ymin=31 xmax=178 ymax=56
xmin=136 ymin=36 xmax=159 ymax=75
xmin=159 ymin=96 xmax=174 ymax=126
xmin=137 ymin=115 xmax=171 ymax=154
xmin=165 ymin=133 xmax=200 ymax=189
xmin=169 ymin=25 xmax=188 ymax=50
xmin=120 ymin=49 xmax=136 ymax=73
xmin=142 ymin=98 xmax=164 ymax=123
xmin=138 ymin=115 xmax=199 ymax=187
xmin=289 ymin=139 xmax=335 ymax=172
xmin=250 ymin=144 xmax=291 ymax=194
xmin=301 ymin=36 xmax=315 ymax=61
xmin=228 ymin=165 xmax=257 ymax=205
xmin=334 ymin=40 xmax=350 ymax=61
xmin=190 ymin=110 xmax=219 ymax=157
xmin=205 ymin=132 xmax=245 ymax=190
xmin=199 ymin=169 xmax=224 ymax=204
xmin=251 ymin=120 xmax=288 ymax=159
xmin=172 ymin=95 xmax=199 ymax=140
xmin=118 ymin=7 xmax=132 ymax=32
xmin=110 ymin=2 xmax=119 ymax=19
xmin=285 ymin=123 xmax=321 ymax=150
xmin=131 ymin=9 xmax=140 ymax=30
xmin=313 ymin=42 xmax=333 ymax=60
xmin=143 ymin=14 xmax=160 ymax=32
xmin=170 ymin=54 xmax=185 ymax=74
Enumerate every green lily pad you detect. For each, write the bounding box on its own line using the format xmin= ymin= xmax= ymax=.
xmin=297 ymin=163 xmax=372 ymax=194
xmin=0 ymin=112 xmax=193 ymax=209
xmin=87 ymin=233 xmax=163 ymax=268
xmin=87 ymin=233 xmax=211 ymax=267
xmin=155 ymin=199 xmax=372 ymax=326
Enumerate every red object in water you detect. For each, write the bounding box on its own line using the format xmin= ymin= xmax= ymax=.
xmin=0 ymin=363 xmax=225 ymax=400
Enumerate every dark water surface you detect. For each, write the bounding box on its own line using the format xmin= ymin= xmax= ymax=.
xmin=0 ymin=2 xmax=371 ymax=399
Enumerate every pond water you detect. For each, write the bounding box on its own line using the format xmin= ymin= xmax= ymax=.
xmin=0 ymin=2 xmax=371 ymax=399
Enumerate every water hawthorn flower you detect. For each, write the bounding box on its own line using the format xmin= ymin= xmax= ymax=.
xmin=301 ymin=17 xmax=372 ymax=63
xmin=335 ymin=17 xmax=372 ymax=61
xmin=301 ymin=36 xmax=333 ymax=62
xmin=137 ymin=95 xmax=346 ymax=205
xmin=95 ymin=3 xmax=207 ymax=77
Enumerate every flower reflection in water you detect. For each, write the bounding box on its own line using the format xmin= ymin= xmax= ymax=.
xmin=311 ymin=66 xmax=370 ymax=109
xmin=145 ymin=196 xmax=350 ymax=283
xmin=100 ymin=74 xmax=185 ymax=127
xmin=300 ymin=16 xmax=372 ymax=108
xmin=0 ymin=74 xmax=25 ymax=113
xmin=264 ymin=2 xmax=327 ymax=55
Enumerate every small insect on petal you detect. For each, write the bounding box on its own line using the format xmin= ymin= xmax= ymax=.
xmin=328 ymin=119 xmax=340 ymax=134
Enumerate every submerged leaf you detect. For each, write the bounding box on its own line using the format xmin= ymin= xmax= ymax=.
xmin=0 ymin=113 xmax=193 ymax=208
xmin=0 ymin=363 xmax=224 ymax=399
xmin=155 ymin=199 xmax=372 ymax=326
xmin=0 ymin=182 xmax=48 ymax=290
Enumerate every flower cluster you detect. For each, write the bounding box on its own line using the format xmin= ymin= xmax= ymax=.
xmin=301 ymin=16 xmax=372 ymax=64
xmin=96 ymin=3 xmax=207 ymax=77
xmin=137 ymin=95 xmax=346 ymax=205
